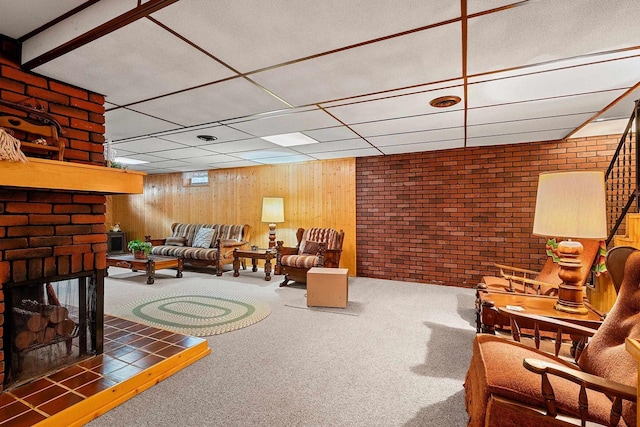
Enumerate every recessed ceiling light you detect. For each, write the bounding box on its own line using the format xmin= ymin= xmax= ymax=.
xmin=261 ymin=132 xmax=319 ymax=147
xmin=197 ymin=135 xmax=217 ymax=141
xmin=429 ymin=95 xmax=461 ymax=108
xmin=114 ymin=157 xmax=148 ymax=165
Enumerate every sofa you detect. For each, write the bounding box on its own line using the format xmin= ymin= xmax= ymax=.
xmin=146 ymin=223 xmax=251 ymax=276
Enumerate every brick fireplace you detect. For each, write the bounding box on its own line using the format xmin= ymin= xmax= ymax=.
xmin=0 ymin=36 xmax=142 ymax=391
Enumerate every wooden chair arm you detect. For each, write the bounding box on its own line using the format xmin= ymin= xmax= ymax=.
xmin=494 ymin=263 xmax=539 ymax=277
xmin=219 ymin=239 xmax=246 ymax=248
xmin=498 ymin=308 xmax=599 ymax=337
xmin=500 ymin=274 xmax=560 ymax=290
xmin=276 ymin=246 xmax=299 ymax=256
xmin=524 ymin=357 xmax=636 ymax=426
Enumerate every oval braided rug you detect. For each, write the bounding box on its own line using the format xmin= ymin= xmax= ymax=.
xmin=112 ymin=292 xmax=271 ymax=336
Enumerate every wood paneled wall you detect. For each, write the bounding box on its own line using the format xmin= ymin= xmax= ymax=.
xmin=106 ymin=159 xmax=357 ymax=275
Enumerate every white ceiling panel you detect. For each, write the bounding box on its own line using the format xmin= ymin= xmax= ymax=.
xmin=467 ymin=0 xmax=640 ymax=75
xmin=312 ymin=148 xmax=382 ymax=160
xmin=0 ymin=0 xmax=87 ymax=39
xmin=112 ymin=137 xmax=187 ymax=153
xmin=149 ymin=147 xmax=220 ymax=160
xmin=208 ymin=160 xmax=263 ymax=169
xmin=294 ymin=139 xmax=373 ymax=154
xmin=367 ymin=127 xmax=464 ymax=146
xmin=328 ymin=85 xmax=464 ymax=125
xmin=251 ymin=22 xmax=462 ymax=106
xmin=131 ymin=78 xmax=290 ymax=127
xmin=105 ymin=107 xmax=180 ymax=141
xmin=236 ymin=148 xmax=302 ymax=160
xmin=137 ymin=159 xmax=191 ymax=169
xmin=302 ymin=126 xmax=360 ymax=142
xmin=227 ymin=109 xmax=343 ymax=137
xmin=467 ymin=0 xmax=521 ymax=15
xmin=34 ymin=18 xmax=235 ymax=105
xmin=380 ymin=139 xmax=464 ymax=154
xmin=467 ymin=90 xmax=626 ymax=125
xmin=115 ymin=153 xmax=166 ymax=163
xmin=467 ymin=56 xmax=640 ymax=108
xmin=175 ymin=154 xmax=241 ymax=164
xmin=597 ymin=86 xmax=640 ymax=121
xmin=157 ymin=125 xmax=254 ymax=145
xmin=258 ymin=154 xmax=316 ymax=165
xmin=467 ymin=113 xmax=594 ymax=138
xmin=22 ymin=0 xmax=136 ymax=63
xmin=152 ymin=0 xmax=460 ymax=73
xmin=351 ymin=110 xmax=464 ymax=137
xmin=198 ymin=138 xmax=279 ymax=155
xmin=467 ymin=129 xmax=576 ymax=147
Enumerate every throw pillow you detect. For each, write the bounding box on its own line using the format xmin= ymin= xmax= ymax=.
xmin=165 ymin=236 xmax=187 ymax=246
xmin=302 ymin=241 xmax=321 ymax=255
xmin=192 ymin=228 xmax=215 ymax=248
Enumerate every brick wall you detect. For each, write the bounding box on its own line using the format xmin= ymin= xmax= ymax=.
xmin=0 ymin=36 xmax=107 ymax=388
xmin=356 ymin=136 xmax=620 ymax=287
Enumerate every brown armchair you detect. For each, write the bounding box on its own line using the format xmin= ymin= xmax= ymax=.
xmin=479 ymin=239 xmax=601 ymax=296
xmin=275 ymin=227 xmax=344 ymax=287
xmin=465 ymin=247 xmax=640 ymax=426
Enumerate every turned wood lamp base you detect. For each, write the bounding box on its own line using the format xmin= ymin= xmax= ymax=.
xmin=554 ymin=240 xmax=589 ymax=315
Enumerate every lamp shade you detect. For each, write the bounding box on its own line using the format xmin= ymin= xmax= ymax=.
xmin=261 ymin=197 xmax=284 ymax=223
xmin=532 ymin=170 xmax=607 ymax=239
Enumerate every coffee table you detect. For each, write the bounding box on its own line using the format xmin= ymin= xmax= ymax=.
xmin=105 ymin=254 xmax=183 ymax=284
xmin=233 ymin=248 xmax=275 ymax=281
xmin=476 ymin=290 xmax=604 ymax=334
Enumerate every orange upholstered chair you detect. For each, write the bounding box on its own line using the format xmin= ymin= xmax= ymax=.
xmin=465 ymin=247 xmax=640 ymax=426
xmin=275 ymin=227 xmax=344 ymax=287
xmin=480 ymin=239 xmax=602 ymax=296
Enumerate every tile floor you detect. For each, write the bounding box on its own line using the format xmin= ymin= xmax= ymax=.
xmin=0 ymin=315 xmax=206 ymax=426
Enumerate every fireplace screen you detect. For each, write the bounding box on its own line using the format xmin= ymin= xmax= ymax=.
xmin=5 ymin=274 xmax=102 ymax=390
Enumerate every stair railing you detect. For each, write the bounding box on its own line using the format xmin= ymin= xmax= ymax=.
xmin=605 ymin=99 xmax=640 ymax=244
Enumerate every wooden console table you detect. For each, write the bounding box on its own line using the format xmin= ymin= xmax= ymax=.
xmin=233 ymin=248 xmax=275 ymax=281
xmin=105 ymin=254 xmax=183 ymax=284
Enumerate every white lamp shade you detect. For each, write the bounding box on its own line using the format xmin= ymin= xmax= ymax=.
xmin=261 ymin=197 xmax=284 ymax=223
xmin=532 ymin=170 xmax=607 ymax=239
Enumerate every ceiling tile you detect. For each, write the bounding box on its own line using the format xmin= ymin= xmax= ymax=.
xmin=312 ymin=148 xmax=382 ymax=160
xmin=467 ymin=0 xmax=522 ymax=15
xmin=597 ymin=86 xmax=640 ymax=121
xmin=227 ymin=109 xmax=343 ymax=137
xmin=467 ymin=55 xmax=640 ymax=108
xmin=467 ymin=113 xmax=594 ymax=138
xmin=467 ymin=0 xmax=640 ymax=75
xmin=251 ymin=21 xmax=462 ymax=106
xmin=258 ymin=154 xmax=316 ymax=164
xmin=150 ymin=147 xmax=220 ymax=160
xmin=467 ymin=90 xmax=627 ymax=125
xmin=33 ymin=18 xmax=235 ymax=105
xmin=380 ymin=139 xmax=464 ymax=154
xmin=152 ymin=0 xmax=460 ymax=73
xmin=199 ymin=138 xmax=278 ymax=154
xmin=302 ymin=126 xmax=360 ymax=142
xmin=351 ymin=110 xmax=464 ymax=137
xmin=174 ymin=154 xmax=240 ymax=164
xmin=236 ymin=148 xmax=301 ymax=160
xmin=112 ymin=137 xmax=187 ymax=153
xmin=0 ymin=0 xmax=87 ymax=39
xmin=208 ymin=160 xmax=263 ymax=169
xmin=294 ymin=138 xmax=373 ymax=154
xmin=157 ymin=125 xmax=254 ymax=145
xmin=466 ymin=129 xmax=575 ymax=147
xmin=131 ymin=78 xmax=290 ymax=126
xmin=328 ymin=85 xmax=464 ymax=124
xmin=367 ymin=127 xmax=464 ymax=146
xmin=105 ymin=107 xmax=181 ymax=141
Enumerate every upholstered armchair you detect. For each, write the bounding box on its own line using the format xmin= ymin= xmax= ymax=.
xmin=465 ymin=247 xmax=640 ymax=426
xmin=479 ymin=239 xmax=601 ymax=296
xmin=275 ymin=227 xmax=344 ymax=287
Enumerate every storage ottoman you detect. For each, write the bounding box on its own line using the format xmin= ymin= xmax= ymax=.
xmin=307 ymin=267 xmax=349 ymax=308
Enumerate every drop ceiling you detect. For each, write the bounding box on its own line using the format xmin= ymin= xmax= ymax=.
xmin=2 ymin=0 xmax=639 ymax=174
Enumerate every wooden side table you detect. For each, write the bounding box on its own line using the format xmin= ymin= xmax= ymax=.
xmin=233 ymin=248 xmax=275 ymax=281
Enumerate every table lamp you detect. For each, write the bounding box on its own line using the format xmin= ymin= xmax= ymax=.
xmin=532 ymin=170 xmax=607 ymax=314
xmin=261 ymin=197 xmax=284 ymax=248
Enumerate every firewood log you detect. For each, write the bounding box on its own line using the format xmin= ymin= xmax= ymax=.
xmin=55 ymin=319 xmax=76 ymax=336
xmin=13 ymin=308 xmax=48 ymax=332
xmin=48 ymin=306 xmax=68 ymax=324
xmin=15 ymin=330 xmax=36 ymax=349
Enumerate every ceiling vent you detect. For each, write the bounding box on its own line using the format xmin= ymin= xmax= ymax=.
xmin=429 ymin=96 xmax=461 ymax=108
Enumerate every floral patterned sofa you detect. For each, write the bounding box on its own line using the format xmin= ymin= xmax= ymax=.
xmin=146 ymin=223 xmax=251 ymax=275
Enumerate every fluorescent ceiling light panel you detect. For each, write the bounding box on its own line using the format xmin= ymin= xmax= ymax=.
xmin=261 ymin=132 xmax=319 ymax=147
xmin=114 ymin=157 xmax=149 ymax=165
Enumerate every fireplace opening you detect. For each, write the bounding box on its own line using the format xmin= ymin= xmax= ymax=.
xmin=4 ymin=272 xmax=104 ymax=391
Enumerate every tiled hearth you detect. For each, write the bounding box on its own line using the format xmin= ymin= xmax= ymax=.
xmin=0 ymin=315 xmax=210 ymax=426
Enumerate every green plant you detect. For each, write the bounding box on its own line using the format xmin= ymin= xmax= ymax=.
xmin=128 ymin=239 xmax=152 ymax=255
